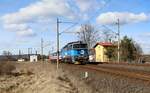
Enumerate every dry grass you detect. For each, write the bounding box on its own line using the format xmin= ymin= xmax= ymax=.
xmin=0 ymin=62 xmax=91 ymax=93
xmin=0 ymin=62 xmax=16 ymax=75
xmin=61 ymin=64 xmax=150 ymax=93
xmin=1 ymin=62 xmax=149 ymax=93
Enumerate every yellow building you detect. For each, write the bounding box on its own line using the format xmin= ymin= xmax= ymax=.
xmin=94 ymin=42 xmax=114 ymax=62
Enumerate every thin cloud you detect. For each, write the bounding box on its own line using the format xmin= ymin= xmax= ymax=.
xmin=75 ymin=0 xmax=108 ymax=13
xmin=1 ymin=0 xmax=109 ymax=37
xmin=97 ymin=12 xmax=149 ymax=25
xmin=1 ymin=0 xmax=75 ymax=37
xmin=140 ymin=32 xmax=150 ymax=38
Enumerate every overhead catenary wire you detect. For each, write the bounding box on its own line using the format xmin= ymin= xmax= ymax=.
xmin=57 ymin=0 xmax=111 ymax=35
xmin=60 ymin=22 xmax=79 ymax=35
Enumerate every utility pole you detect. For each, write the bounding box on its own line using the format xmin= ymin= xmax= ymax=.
xmin=117 ymin=19 xmax=120 ymax=63
xmin=28 ymin=48 xmax=30 ymax=55
xmin=57 ymin=18 xmax=60 ymax=70
xmin=19 ymin=49 xmax=21 ymax=59
xmin=41 ymin=38 xmax=44 ymax=61
xmin=28 ymin=48 xmax=30 ymax=61
xmin=36 ymin=50 xmax=38 ymax=55
xmin=56 ymin=18 xmax=77 ymax=69
xmin=19 ymin=50 xmax=21 ymax=55
xmin=31 ymin=48 xmax=33 ymax=54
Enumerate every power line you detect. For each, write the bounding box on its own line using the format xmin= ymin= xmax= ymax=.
xmin=57 ymin=0 xmax=111 ymax=35
xmin=81 ymin=0 xmax=111 ymax=24
xmin=60 ymin=22 xmax=78 ymax=35
xmin=102 ymin=25 xmax=117 ymax=35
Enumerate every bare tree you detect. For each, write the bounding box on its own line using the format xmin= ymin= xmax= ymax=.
xmin=99 ymin=27 xmax=117 ymax=42
xmin=77 ymin=24 xmax=100 ymax=49
xmin=134 ymin=42 xmax=143 ymax=62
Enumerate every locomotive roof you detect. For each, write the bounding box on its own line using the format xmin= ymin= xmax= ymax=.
xmin=67 ymin=41 xmax=86 ymax=45
xmin=62 ymin=41 xmax=87 ymax=49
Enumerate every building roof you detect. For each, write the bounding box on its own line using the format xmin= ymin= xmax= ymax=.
xmin=93 ymin=42 xmax=114 ymax=48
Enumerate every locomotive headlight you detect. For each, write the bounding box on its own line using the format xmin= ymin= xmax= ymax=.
xmin=65 ymin=52 xmax=67 ymax=55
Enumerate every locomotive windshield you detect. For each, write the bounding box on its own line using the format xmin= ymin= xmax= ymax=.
xmin=73 ymin=44 xmax=87 ymax=49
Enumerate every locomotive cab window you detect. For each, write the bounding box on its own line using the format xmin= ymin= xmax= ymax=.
xmin=68 ymin=44 xmax=73 ymax=50
xmin=73 ymin=44 xmax=87 ymax=49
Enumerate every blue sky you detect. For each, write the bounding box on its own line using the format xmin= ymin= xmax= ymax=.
xmin=0 ymin=0 xmax=150 ymax=55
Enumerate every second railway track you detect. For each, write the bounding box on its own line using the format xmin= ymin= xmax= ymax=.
xmin=80 ymin=64 xmax=150 ymax=82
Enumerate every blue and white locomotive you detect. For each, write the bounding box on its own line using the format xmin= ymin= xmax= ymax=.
xmin=61 ymin=41 xmax=89 ymax=64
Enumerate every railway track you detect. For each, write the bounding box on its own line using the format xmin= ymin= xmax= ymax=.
xmin=81 ymin=64 xmax=150 ymax=82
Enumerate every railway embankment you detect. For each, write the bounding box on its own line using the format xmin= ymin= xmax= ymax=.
xmin=60 ymin=63 xmax=150 ymax=93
